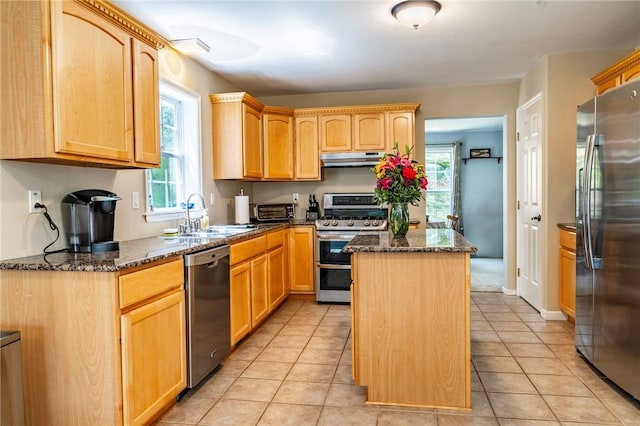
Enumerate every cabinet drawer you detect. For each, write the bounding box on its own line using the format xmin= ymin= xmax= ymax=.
xmin=119 ymin=259 xmax=184 ymax=309
xmin=559 ymin=229 xmax=576 ymax=251
xmin=266 ymin=230 xmax=285 ymax=250
xmin=231 ymin=235 xmax=267 ymax=265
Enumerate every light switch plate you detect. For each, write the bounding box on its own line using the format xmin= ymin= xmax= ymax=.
xmin=132 ymin=192 xmax=140 ymax=209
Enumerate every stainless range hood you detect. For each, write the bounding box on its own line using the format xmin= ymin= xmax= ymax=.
xmin=320 ymin=151 xmax=384 ymax=168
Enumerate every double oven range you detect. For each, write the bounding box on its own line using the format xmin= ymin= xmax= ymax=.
xmin=315 ymin=193 xmax=387 ymax=303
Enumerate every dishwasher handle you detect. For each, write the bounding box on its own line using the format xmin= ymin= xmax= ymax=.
xmin=183 ymin=244 xmax=230 ymax=267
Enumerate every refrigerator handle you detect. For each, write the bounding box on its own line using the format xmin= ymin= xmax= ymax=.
xmin=582 ymin=134 xmax=595 ymax=270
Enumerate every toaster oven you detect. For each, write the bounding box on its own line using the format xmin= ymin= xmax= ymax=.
xmin=251 ymin=203 xmax=294 ymax=222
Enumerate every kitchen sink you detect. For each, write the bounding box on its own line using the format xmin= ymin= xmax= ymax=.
xmin=162 ymin=224 xmax=257 ymax=239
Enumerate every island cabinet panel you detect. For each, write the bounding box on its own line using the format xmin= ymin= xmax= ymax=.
xmin=352 ymin=251 xmax=471 ymax=409
xmin=294 ymin=115 xmax=321 ymax=180
xmin=0 ymin=0 xmax=164 ymax=168
xmin=263 ymin=109 xmax=294 ymax=180
xmin=353 ymin=113 xmax=386 ymax=151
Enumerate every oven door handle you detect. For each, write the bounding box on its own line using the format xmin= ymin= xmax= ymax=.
xmin=316 ymin=233 xmax=356 ymax=241
xmin=316 ymin=263 xmax=352 ymax=270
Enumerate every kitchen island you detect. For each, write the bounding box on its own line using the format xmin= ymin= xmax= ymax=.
xmin=344 ymin=229 xmax=477 ymax=410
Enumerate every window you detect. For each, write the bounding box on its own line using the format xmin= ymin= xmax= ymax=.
xmin=145 ymin=83 xmax=201 ymax=222
xmin=425 ymin=145 xmax=455 ymax=220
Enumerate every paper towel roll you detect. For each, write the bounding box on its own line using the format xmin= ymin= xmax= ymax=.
xmin=235 ymin=195 xmax=250 ymax=224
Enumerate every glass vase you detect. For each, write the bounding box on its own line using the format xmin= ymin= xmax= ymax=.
xmin=389 ymin=202 xmax=409 ymax=236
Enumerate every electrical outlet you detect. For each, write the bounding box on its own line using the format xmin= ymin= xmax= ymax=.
xmin=210 ymin=192 xmax=215 ymax=206
xmin=293 ymin=193 xmax=299 ymax=204
xmin=28 ymin=190 xmax=43 ymax=214
xmin=132 ymin=192 xmax=140 ymax=209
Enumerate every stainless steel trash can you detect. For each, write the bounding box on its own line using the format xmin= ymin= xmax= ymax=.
xmin=1 ymin=331 xmax=25 ymax=426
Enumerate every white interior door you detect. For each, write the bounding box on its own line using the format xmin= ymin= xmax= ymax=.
xmin=516 ymin=94 xmax=543 ymax=311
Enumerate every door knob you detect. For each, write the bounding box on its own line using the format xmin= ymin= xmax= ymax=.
xmin=531 ymin=214 xmax=541 ymax=222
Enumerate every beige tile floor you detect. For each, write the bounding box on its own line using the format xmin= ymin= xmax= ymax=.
xmin=155 ymin=293 xmax=639 ymax=425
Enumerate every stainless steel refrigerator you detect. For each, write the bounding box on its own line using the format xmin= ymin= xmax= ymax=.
xmin=576 ymin=79 xmax=640 ymax=400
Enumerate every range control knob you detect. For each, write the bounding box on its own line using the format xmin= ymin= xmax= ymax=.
xmin=331 ymin=220 xmax=338 ymax=226
xmin=372 ymin=219 xmax=379 ymax=227
xmin=363 ymin=219 xmax=371 ymax=227
xmin=347 ymin=219 xmax=354 ymax=227
xmin=323 ymin=219 xmax=330 ymax=226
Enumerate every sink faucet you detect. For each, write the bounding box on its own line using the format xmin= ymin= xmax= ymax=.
xmin=184 ymin=193 xmax=206 ymax=233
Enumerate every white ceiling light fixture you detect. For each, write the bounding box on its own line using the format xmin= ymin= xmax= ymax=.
xmin=391 ymin=0 xmax=442 ymax=30
xmin=170 ymin=38 xmax=211 ymax=55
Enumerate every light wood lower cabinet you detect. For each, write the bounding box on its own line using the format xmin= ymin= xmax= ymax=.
xmin=559 ymin=228 xmax=576 ymax=321
xmin=230 ymin=262 xmax=253 ymax=345
xmin=288 ymin=226 xmax=315 ymax=293
xmin=230 ymin=229 xmax=290 ymax=345
xmin=250 ymin=254 xmax=269 ymax=327
xmin=121 ymin=290 xmax=186 ymax=426
xmin=0 ymin=257 xmax=186 ymax=426
xmin=267 ymin=230 xmax=287 ymax=309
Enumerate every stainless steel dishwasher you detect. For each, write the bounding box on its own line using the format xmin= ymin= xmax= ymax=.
xmin=184 ymin=244 xmax=230 ymax=389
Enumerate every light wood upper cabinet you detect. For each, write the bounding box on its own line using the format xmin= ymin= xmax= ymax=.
xmin=263 ymin=107 xmax=294 ymax=180
xmin=592 ymin=50 xmax=640 ymax=95
xmin=0 ymin=0 xmax=164 ymax=168
xmin=294 ymin=115 xmax=321 ymax=180
xmin=133 ymin=40 xmax=161 ymax=166
xmin=320 ymin=114 xmax=352 ymax=152
xmin=211 ymin=92 xmax=264 ymax=180
xmin=387 ymin=111 xmax=415 ymax=152
xmin=353 ymin=113 xmax=386 ymax=151
xmin=210 ymin=94 xmax=418 ymax=180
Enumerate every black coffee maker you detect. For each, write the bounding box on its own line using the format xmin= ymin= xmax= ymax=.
xmin=61 ymin=189 xmax=121 ymax=253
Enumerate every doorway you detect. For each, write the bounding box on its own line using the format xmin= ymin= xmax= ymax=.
xmin=425 ymin=116 xmax=506 ymax=292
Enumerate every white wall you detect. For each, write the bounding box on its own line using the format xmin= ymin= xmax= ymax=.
xmin=0 ymin=49 xmax=244 ymax=260
xmin=518 ymin=49 xmax=631 ymax=315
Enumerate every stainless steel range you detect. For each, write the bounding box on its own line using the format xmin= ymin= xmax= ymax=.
xmin=315 ymin=193 xmax=387 ymax=303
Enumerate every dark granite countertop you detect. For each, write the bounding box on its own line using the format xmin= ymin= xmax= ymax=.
xmin=557 ymin=223 xmax=576 ymax=232
xmin=343 ymin=229 xmax=477 ymax=253
xmin=0 ymin=223 xmax=293 ymax=272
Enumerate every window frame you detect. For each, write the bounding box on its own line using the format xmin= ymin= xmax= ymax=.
xmin=144 ymin=81 xmax=202 ymax=223
xmin=425 ymin=144 xmax=455 ymax=220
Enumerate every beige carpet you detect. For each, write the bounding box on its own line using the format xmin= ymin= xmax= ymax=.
xmin=470 ymin=257 xmax=503 ymax=292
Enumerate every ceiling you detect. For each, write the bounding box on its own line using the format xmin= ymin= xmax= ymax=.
xmin=114 ymin=0 xmax=640 ymax=98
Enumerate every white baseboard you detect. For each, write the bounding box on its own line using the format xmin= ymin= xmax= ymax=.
xmin=541 ymin=309 xmax=568 ymax=321
xmin=502 ymin=286 xmax=517 ymax=295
